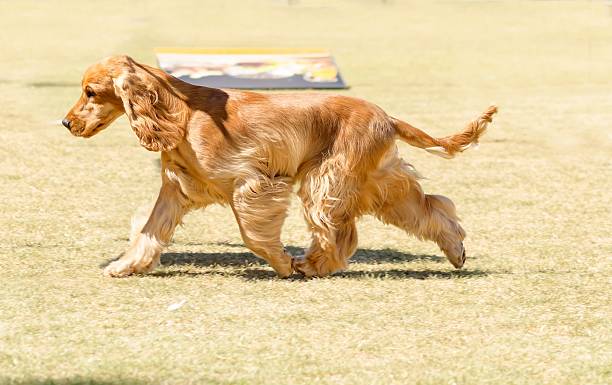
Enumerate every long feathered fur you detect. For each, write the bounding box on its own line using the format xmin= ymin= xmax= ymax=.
xmin=391 ymin=105 xmax=498 ymax=158
xmin=62 ymin=55 xmax=498 ymax=278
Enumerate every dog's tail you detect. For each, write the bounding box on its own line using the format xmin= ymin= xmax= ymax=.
xmin=391 ymin=105 xmax=498 ymax=159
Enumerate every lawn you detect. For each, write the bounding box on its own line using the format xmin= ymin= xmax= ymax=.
xmin=0 ymin=1 xmax=610 ymax=384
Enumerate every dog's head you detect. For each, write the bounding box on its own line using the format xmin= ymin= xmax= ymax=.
xmin=62 ymin=55 xmax=188 ymax=152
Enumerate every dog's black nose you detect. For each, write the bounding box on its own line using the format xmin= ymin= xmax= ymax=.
xmin=61 ymin=118 xmax=71 ymax=129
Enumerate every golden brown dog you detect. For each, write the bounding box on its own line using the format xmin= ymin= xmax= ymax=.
xmin=62 ymin=55 xmax=497 ymax=278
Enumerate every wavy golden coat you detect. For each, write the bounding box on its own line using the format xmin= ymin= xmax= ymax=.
xmin=63 ymin=55 xmax=497 ymax=278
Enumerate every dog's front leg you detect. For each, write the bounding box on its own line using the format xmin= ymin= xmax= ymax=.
xmin=104 ymin=181 xmax=190 ymax=277
xmin=231 ymin=175 xmax=294 ymax=278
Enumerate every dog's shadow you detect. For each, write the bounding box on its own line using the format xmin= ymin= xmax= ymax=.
xmin=146 ymin=244 xmax=487 ymax=280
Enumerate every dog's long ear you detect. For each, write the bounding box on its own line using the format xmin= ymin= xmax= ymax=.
xmin=113 ymin=63 xmax=188 ymax=152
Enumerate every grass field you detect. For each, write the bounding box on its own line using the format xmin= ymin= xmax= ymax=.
xmin=1 ymin=1 xmax=611 ymax=384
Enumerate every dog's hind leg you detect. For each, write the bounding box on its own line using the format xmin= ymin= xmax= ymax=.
xmin=103 ymin=180 xmax=191 ymax=277
xmin=231 ymin=174 xmax=294 ymax=278
xmin=365 ymin=150 xmax=467 ymax=268
xmin=293 ymin=161 xmax=360 ymax=277
xmin=292 ymin=214 xmax=358 ymax=278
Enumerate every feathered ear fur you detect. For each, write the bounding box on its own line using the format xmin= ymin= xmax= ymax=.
xmin=113 ymin=61 xmax=188 ymax=152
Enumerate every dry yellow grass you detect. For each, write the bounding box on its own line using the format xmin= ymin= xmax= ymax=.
xmin=1 ymin=1 xmax=611 ymax=384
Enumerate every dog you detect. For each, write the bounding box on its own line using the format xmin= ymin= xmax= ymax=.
xmin=62 ymin=55 xmax=497 ymax=278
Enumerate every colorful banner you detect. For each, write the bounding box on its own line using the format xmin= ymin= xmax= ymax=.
xmin=155 ymin=48 xmax=348 ymax=89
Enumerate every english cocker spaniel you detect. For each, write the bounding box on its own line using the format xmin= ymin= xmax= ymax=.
xmin=62 ymin=55 xmax=497 ymax=278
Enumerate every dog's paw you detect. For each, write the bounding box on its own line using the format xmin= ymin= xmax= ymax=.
xmin=291 ymin=255 xmax=318 ymax=278
xmin=441 ymin=242 xmax=466 ymax=269
xmin=276 ymin=268 xmax=293 ymax=279
xmin=273 ymin=260 xmax=294 ymax=279
xmin=103 ymin=260 xmax=134 ymax=278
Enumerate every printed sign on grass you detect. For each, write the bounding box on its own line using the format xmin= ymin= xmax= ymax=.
xmin=155 ymin=48 xmax=348 ymax=89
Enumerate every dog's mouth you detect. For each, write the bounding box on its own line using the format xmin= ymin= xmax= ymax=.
xmin=73 ymin=122 xmax=106 ymax=138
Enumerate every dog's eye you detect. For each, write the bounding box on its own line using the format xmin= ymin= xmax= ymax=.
xmin=85 ymin=87 xmax=96 ymax=98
